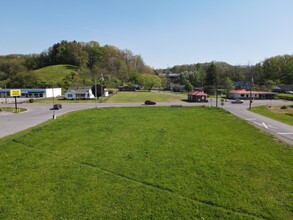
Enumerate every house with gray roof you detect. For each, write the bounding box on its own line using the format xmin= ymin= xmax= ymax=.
xmin=64 ymin=87 xmax=94 ymax=100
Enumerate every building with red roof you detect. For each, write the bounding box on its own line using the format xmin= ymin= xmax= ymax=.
xmin=188 ymin=91 xmax=208 ymax=102
xmin=228 ymin=89 xmax=277 ymax=100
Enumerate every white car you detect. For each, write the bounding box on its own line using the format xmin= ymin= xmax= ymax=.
xmin=231 ymin=99 xmax=244 ymax=104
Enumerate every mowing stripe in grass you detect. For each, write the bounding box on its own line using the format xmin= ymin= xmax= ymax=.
xmin=12 ymin=138 xmax=266 ymax=219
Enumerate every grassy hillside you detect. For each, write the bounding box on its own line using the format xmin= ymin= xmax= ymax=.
xmin=32 ymin=64 xmax=78 ymax=85
xmin=0 ymin=107 xmax=292 ymax=219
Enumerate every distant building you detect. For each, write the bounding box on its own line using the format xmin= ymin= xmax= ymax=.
xmin=158 ymin=73 xmax=180 ymax=80
xmin=272 ymin=84 xmax=293 ymax=93
xmin=158 ymin=72 xmax=181 ymax=91
xmin=166 ymin=73 xmax=180 ymax=79
xmin=0 ymin=88 xmax=61 ymax=99
xmin=188 ymin=91 xmax=208 ymax=102
xmin=64 ymin=87 xmax=95 ymax=100
xmin=65 ymin=85 xmax=108 ymax=100
xmin=168 ymin=83 xmax=185 ymax=92
xmin=233 ymin=81 xmax=252 ymax=90
xmin=228 ymin=89 xmax=277 ymax=100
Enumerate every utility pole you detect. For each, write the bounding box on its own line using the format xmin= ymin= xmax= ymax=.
xmin=249 ymin=66 xmax=254 ymax=110
xmin=4 ymin=84 xmax=7 ymax=104
xmin=52 ymin=87 xmax=56 ymax=119
xmin=215 ymin=83 xmax=218 ymax=108
xmin=95 ymin=75 xmax=98 ymax=108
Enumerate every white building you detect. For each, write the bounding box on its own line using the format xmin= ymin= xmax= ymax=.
xmin=228 ymin=89 xmax=277 ymax=100
xmin=0 ymin=88 xmax=61 ymax=99
xmin=64 ymin=88 xmax=95 ymax=100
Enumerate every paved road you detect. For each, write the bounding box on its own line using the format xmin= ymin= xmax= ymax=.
xmin=0 ymin=103 xmax=94 ymax=138
xmin=223 ymin=99 xmax=293 ymax=145
xmin=1 ymin=99 xmax=292 ymax=145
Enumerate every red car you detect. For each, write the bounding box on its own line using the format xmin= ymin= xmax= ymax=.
xmin=144 ymin=100 xmax=156 ymax=105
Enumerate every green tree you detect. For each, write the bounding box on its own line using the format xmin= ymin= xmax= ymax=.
xmin=222 ymin=77 xmax=234 ymax=98
xmin=137 ymin=74 xmax=161 ymax=91
xmin=7 ymin=72 xmax=38 ymax=88
xmin=205 ymin=63 xmax=218 ymax=86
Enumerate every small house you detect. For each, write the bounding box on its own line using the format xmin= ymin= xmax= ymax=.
xmin=168 ymin=83 xmax=185 ymax=92
xmin=64 ymin=87 xmax=94 ymax=100
xmin=188 ymin=91 xmax=208 ymax=102
xmin=272 ymin=84 xmax=293 ymax=93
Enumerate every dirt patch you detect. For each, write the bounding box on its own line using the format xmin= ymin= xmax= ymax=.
xmin=270 ymin=105 xmax=293 ymax=114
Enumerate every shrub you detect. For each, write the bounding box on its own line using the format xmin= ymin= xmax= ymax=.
xmin=29 ymin=98 xmax=35 ymax=103
xmin=280 ymin=105 xmax=287 ymax=109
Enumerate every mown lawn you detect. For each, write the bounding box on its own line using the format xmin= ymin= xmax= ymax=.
xmin=32 ymin=97 xmax=102 ymax=104
xmin=32 ymin=64 xmax=78 ymax=85
xmin=0 ymin=107 xmax=292 ymax=219
xmin=278 ymin=93 xmax=293 ymax=101
xmin=106 ymin=91 xmax=185 ymax=103
xmin=250 ymin=105 xmax=293 ymax=126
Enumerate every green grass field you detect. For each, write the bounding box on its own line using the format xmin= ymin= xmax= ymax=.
xmin=106 ymin=91 xmax=185 ymax=103
xmin=32 ymin=64 xmax=78 ymax=85
xmin=32 ymin=97 xmax=103 ymax=104
xmin=0 ymin=107 xmax=292 ymax=219
xmin=278 ymin=93 xmax=293 ymax=101
xmin=250 ymin=105 xmax=293 ymax=126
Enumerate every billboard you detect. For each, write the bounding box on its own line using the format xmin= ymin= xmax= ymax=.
xmin=10 ymin=90 xmax=21 ymax=97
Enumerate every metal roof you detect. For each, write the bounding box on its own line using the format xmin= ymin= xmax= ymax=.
xmin=188 ymin=91 xmax=208 ymax=96
xmin=0 ymin=88 xmax=46 ymax=93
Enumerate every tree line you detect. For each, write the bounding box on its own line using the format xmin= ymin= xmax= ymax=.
xmin=156 ymin=56 xmax=293 ymax=94
xmin=0 ymin=40 xmax=292 ymax=91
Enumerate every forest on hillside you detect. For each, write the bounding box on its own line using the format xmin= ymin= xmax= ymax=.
xmin=0 ymin=40 xmax=292 ymax=90
xmin=156 ymin=56 xmax=293 ymax=91
xmin=0 ymin=40 xmax=154 ymax=89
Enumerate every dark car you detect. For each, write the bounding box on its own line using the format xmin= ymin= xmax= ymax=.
xmin=144 ymin=100 xmax=156 ymax=105
xmin=231 ymin=99 xmax=244 ymax=104
xmin=53 ymin=104 xmax=62 ymax=109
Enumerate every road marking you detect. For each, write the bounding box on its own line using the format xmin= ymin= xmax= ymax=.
xmin=262 ymin=122 xmax=268 ymax=129
xmin=252 ymin=121 xmax=278 ymax=130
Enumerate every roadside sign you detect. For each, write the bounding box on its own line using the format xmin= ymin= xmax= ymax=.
xmin=10 ymin=90 xmax=21 ymax=97
xmin=10 ymin=90 xmax=21 ymax=112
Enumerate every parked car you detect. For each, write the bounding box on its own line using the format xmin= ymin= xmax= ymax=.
xmin=53 ymin=104 xmax=62 ymax=109
xmin=144 ymin=100 xmax=156 ymax=105
xmin=231 ymin=99 xmax=244 ymax=104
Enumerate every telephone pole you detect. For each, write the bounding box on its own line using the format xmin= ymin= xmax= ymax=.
xmin=249 ymin=66 xmax=254 ymax=110
xmin=95 ymin=75 xmax=98 ymax=108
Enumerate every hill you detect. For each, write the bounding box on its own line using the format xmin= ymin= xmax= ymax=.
xmin=32 ymin=64 xmax=78 ymax=86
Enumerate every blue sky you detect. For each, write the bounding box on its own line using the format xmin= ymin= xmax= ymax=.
xmin=1 ymin=0 xmax=292 ymax=68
